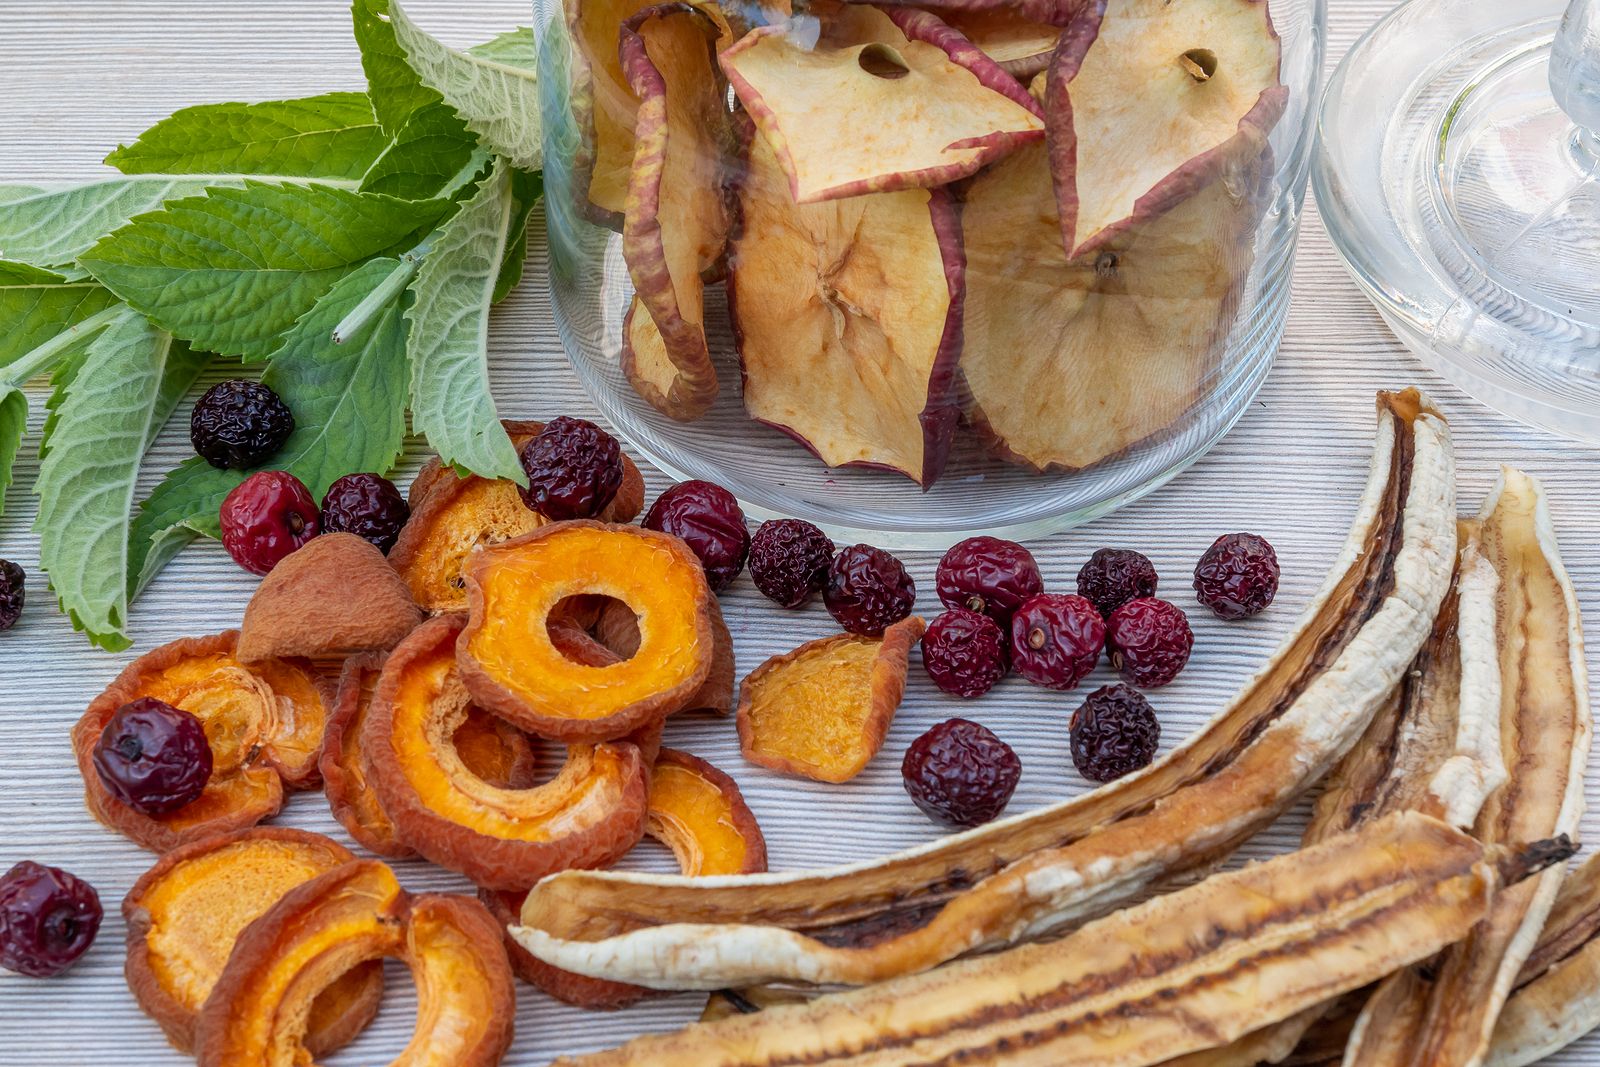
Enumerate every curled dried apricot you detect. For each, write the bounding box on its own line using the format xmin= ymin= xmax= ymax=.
xmin=122 ymin=828 xmax=382 ymax=1055
xmin=72 ymin=632 xmax=331 ymax=852
xmin=737 ymin=617 xmax=926 ymax=783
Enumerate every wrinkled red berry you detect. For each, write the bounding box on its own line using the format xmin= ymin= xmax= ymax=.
xmin=1070 ymin=684 xmax=1160 ymax=782
xmin=1010 ymin=593 xmax=1104 ymax=690
xmin=901 ymin=718 xmax=1020 ymax=827
xmin=749 ymin=519 xmax=834 ymax=609
xmin=518 ymin=416 xmax=624 ymax=521
xmin=320 ymin=473 xmax=409 ymax=554
xmin=0 ymin=559 xmax=23 ymax=632
xmin=189 ymin=379 xmax=295 ymax=470
xmin=825 ymin=544 xmax=916 ymax=636
xmin=0 ymin=862 xmax=102 ymax=978
xmin=92 ymin=697 xmax=213 ymax=815
xmin=1105 ymin=597 xmax=1193 ymax=687
xmin=643 ymin=480 xmax=750 ymax=592
xmin=220 ymin=470 xmax=320 ymax=576
xmin=922 ymin=609 xmax=1008 ymax=698
xmin=1194 ymin=532 xmax=1280 ymax=619
xmin=935 ymin=536 xmax=1043 ymax=625
xmin=1076 ymin=548 xmax=1158 ymax=618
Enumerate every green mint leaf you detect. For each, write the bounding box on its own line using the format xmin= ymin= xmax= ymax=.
xmin=407 ymin=159 xmax=522 ymax=483
xmin=0 ymin=389 xmax=26 ymax=513
xmin=468 ymin=27 xmax=539 ymax=66
xmin=0 ymin=177 xmax=236 ymax=269
xmin=1 ymin=278 xmax=121 ymax=371
xmin=360 ymin=100 xmax=482 ymax=201
xmin=0 ymin=185 xmax=48 ymax=206
xmin=106 ymin=92 xmax=390 ymax=181
xmin=352 ymin=0 xmax=441 ymax=136
xmin=0 ymin=261 xmax=65 ymax=285
xmin=493 ymin=167 xmax=543 ymax=303
xmin=80 ymin=182 xmax=449 ymax=361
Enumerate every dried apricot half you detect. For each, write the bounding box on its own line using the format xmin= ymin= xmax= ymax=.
xmin=71 ymin=632 xmax=331 ymax=852
xmin=460 ymin=521 xmax=716 ymax=742
xmin=193 ymin=860 xmax=514 ymax=1067
xmin=737 ymin=616 xmax=926 ymax=782
xmin=122 ymin=827 xmax=382 ymax=1055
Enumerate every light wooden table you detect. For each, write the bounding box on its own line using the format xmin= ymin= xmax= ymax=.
xmin=1 ymin=1 xmax=1596 ymax=1063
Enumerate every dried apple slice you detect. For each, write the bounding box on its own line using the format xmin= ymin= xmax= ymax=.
xmin=1046 ymin=0 xmax=1286 ymax=257
xmin=722 ymin=5 xmax=1043 ymax=202
xmin=941 ymin=7 xmax=1060 ymax=81
xmin=568 ymin=0 xmax=656 ymax=224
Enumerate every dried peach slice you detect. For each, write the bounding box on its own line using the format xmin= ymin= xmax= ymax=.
xmin=460 ymin=521 xmax=716 ymax=742
xmin=647 ymin=748 xmax=768 ymax=876
xmin=122 ymin=828 xmax=383 ymax=1055
xmin=193 ymin=860 xmax=514 ymax=1067
xmin=71 ymin=632 xmax=332 ymax=852
xmin=738 ymin=616 xmax=925 ymax=782
xmin=584 ymin=593 xmax=735 ymax=716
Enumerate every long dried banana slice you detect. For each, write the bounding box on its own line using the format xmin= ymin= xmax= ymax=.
xmin=513 ymin=390 xmax=1458 ymax=990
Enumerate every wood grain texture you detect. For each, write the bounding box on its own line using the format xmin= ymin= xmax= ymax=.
xmin=1 ymin=1 xmax=1597 ymax=1064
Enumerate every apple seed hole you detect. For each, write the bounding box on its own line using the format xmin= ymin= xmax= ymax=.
xmin=1095 ymin=251 xmax=1120 ymax=278
xmin=1180 ymin=48 xmax=1218 ymax=82
xmin=858 ymin=43 xmax=911 ymax=80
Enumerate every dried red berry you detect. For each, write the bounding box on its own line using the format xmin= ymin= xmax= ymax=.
xmin=0 ymin=559 xmax=23 ymax=632
xmin=518 ymin=416 xmax=625 ymax=521
xmin=1070 ymin=684 xmax=1160 ymax=782
xmin=189 ymin=379 xmax=295 ymax=470
xmin=921 ymin=609 xmax=1008 ymax=698
xmin=1194 ymin=532 xmax=1280 ymax=619
xmin=91 ymin=697 xmax=213 ymax=815
xmin=0 ymin=862 xmax=102 ymax=978
xmin=901 ymin=718 xmax=1020 ymax=828
xmin=320 ymin=472 xmax=409 ymax=554
xmin=1009 ymin=593 xmax=1104 ymax=690
xmin=935 ymin=536 xmax=1043 ymax=625
xmin=749 ymin=519 xmax=834 ymax=608
xmin=643 ymin=480 xmax=750 ymax=592
xmin=825 ymin=544 xmax=916 ymax=636
xmin=1105 ymin=597 xmax=1193 ymax=688
xmin=1076 ymin=548 xmax=1158 ymax=618
xmin=220 ymin=470 xmax=320 ymax=576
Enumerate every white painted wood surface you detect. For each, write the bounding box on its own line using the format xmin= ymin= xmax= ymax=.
xmin=1 ymin=1 xmax=1597 ymax=1063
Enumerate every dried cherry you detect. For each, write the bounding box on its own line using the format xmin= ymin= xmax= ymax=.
xmin=518 ymin=416 xmax=625 ymax=521
xmin=0 ymin=559 xmax=23 ymax=632
xmin=921 ymin=609 xmax=1007 ymax=698
xmin=0 ymin=861 xmax=101 ymax=978
xmin=935 ymin=536 xmax=1042 ymax=625
xmin=1076 ymin=548 xmax=1158 ymax=618
xmin=643 ymin=480 xmax=750 ymax=592
xmin=1194 ymin=532 xmax=1280 ymax=619
xmin=901 ymin=718 xmax=1020 ymax=828
xmin=825 ymin=544 xmax=916 ymax=636
xmin=1070 ymin=684 xmax=1161 ymax=782
xmin=748 ymin=519 xmax=834 ymax=609
xmin=320 ymin=473 xmax=409 ymax=554
xmin=189 ymin=380 xmax=294 ymax=470
xmin=1009 ymin=593 xmax=1104 ymax=690
xmin=91 ymin=697 xmax=214 ymax=815
xmin=1105 ymin=597 xmax=1193 ymax=687
xmin=220 ymin=470 xmax=320 ymax=576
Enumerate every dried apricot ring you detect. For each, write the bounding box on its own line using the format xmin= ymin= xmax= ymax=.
xmin=586 ymin=593 xmax=736 ymax=715
xmin=71 ymin=632 xmax=332 ymax=852
xmin=460 ymin=521 xmax=716 ymax=741
xmin=737 ymin=616 xmax=927 ymax=782
xmin=122 ymin=827 xmax=382 ymax=1055
xmin=365 ymin=615 xmax=650 ymax=890
xmin=647 ymin=748 xmax=767 ymax=876
xmin=193 ymin=860 xmax=514 ymax=1067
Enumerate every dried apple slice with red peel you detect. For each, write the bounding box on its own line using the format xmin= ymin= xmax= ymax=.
xmin=568 ymin=0 xmax=655 ymax=224
xmin=939 ymin=7 xmax=1060 ymax=80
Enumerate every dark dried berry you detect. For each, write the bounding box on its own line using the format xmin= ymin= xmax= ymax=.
xmin=922 ymin=609 xmax=1008 ymax=698
xmin=643 ymin=480 xmax=750 ymax=592
xmin=935 ymin=536 xmax=1043 ymax=625
xmin=825 ymin=544 xmax=916 ymax=636
xmin=92 ymin=697 xmax=213 ymax=815
xmin=749 ymin=519 xmax=834 ymax=608
xmin=901 ymin=718 xmax=1020 ymax=828
xmin=1009 ymin=593 xmax=1104 ymax=690
xmin=1194 ymin=532 xmax=1280 ymax=619
xmin=1070 ymin=684 xmax=1160 ymax=782
xmin=220 ymin=470 xmax=320 ymax=576
xmin=0 ymin=862 xmax=102 ymax=978
xmin=518 ymin=416 xmax=625 ymax=521
xmin=1105 ymin=597 xmax=1193 ymax=688
xmin=320 ymin=472 xmax=410 ymax=554
xmin=1076 ymin=548 xmax=1158 ymax=618
xmin=189 ymin=379 xmax=295 ymax=470
xmin=0 ymin=559 xmax=23 ymax=632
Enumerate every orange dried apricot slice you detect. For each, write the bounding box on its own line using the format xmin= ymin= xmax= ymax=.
xmin=123 ymin=827 xmax=383 ymax=1055
xmin=647 ymin=748 xmax=767 ymax=876
xmin=194 ymin=860 xmax=514 ymax=1067
xmin=460 ymin=521 xmax=716 ymax=742
xmin=574 ymin=594 xmax=735 ymax=716
xmin=737 ymin=616 xmax=926 ymax=782
xmin=71 ymin=632 xmax=332 ymax=852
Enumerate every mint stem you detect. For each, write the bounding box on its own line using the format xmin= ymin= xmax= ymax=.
xmin=5 ymin=306 xmax=121 ymax=382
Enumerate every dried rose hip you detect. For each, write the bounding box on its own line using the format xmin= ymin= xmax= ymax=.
xmin=921 ymin=609 xmax=1007 ymax=698
xmin=643 ymin=480 xmax=750 ymax=592
xmin=1009 ymin=593 xmax=1104 ymax=690
xmin=1070 ymin=684 xmax=1160 ymax=783
xmin=749 ymin=519 xmax=834 ymax=608
xmin=189 ymin=379 xmax=295 ymax=470
xmin=935 ymin=536 xmax=1043 ymax=625
xmin=1105 ymin=597 xmax=1193 ymax=688
xmin=1076 ymin=548 xmax=1158 ymax=618
xmin=901 ymin=718 xmax=1021 ymax=828
xmin=825 ymin=544 xmax=916 ymax=636
xmin=91 ymin=697 xmax=214 ymax=815
xmin=220 ymin=470 xmax=320 ymax=576
xmin=320 ymin=472 xmax=409 ymax=554
xmin=0 ymin=861 xmax=101 ymax=978
xmin=0 ymin=559 xmax=23 ymax=632
xmin=1194 ymin=532 xmax=1280 ymax=620
xmin=518 ymin=416 xmax=625 ymax=521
